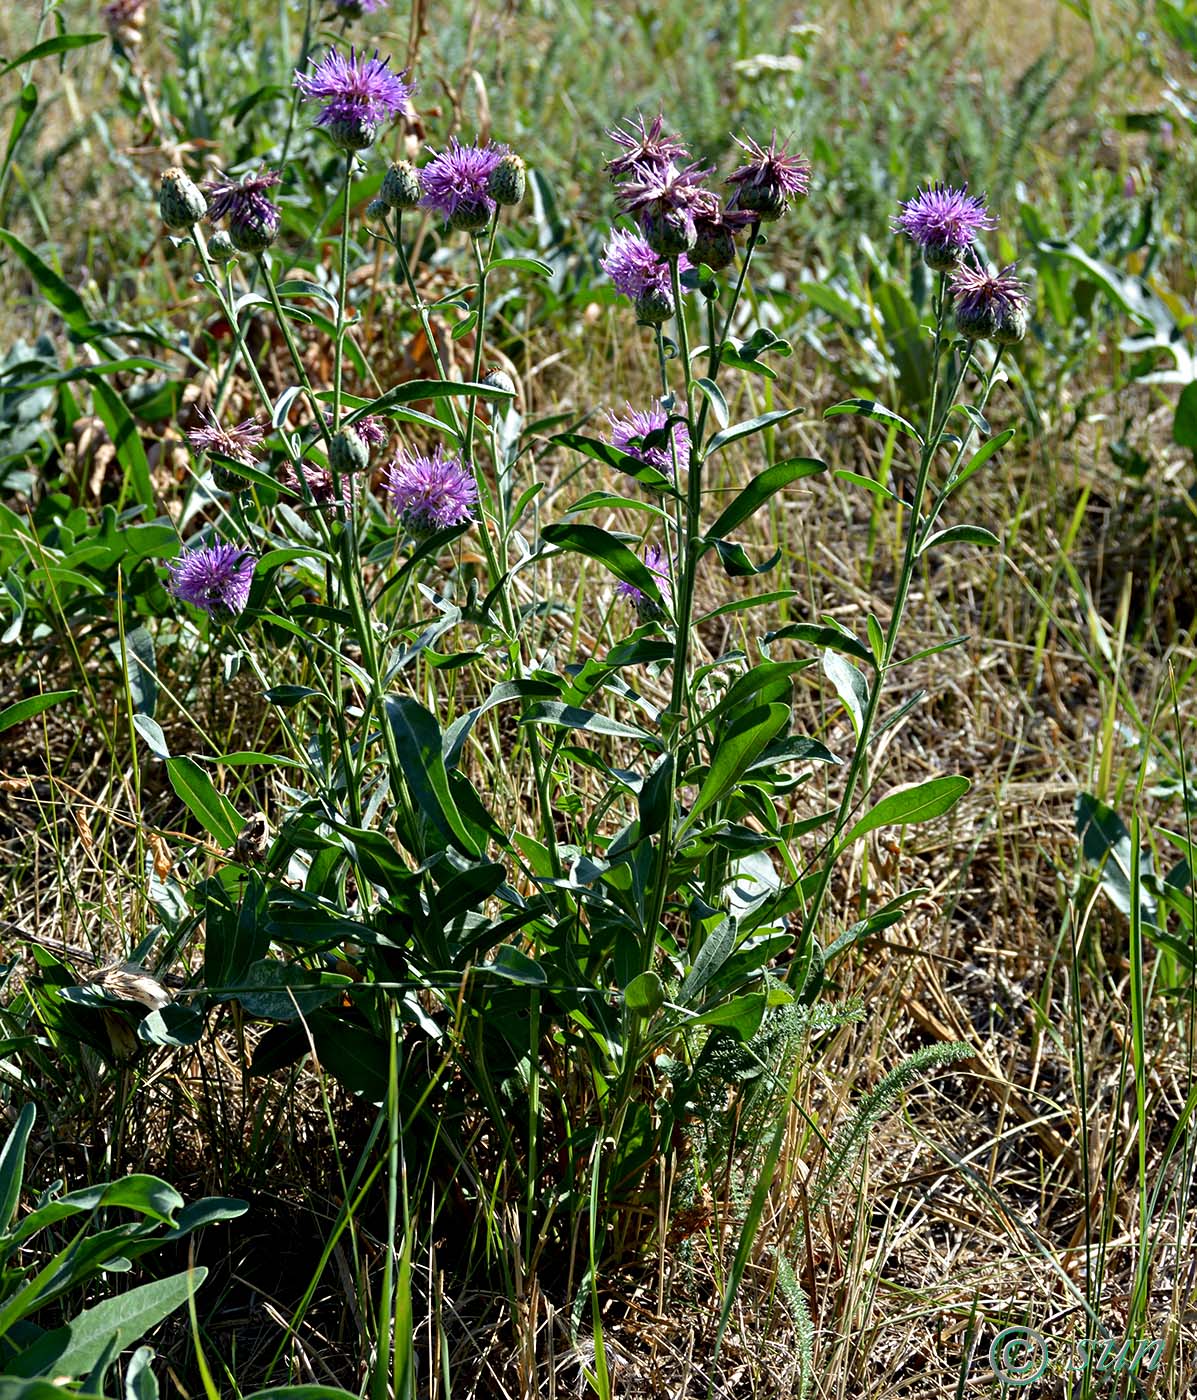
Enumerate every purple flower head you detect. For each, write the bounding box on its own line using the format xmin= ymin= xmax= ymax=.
xmin=606 ymin=113 xmax=690 ymax=181
xmin=893 ymin=183 xmax=995 ymax=257
xmin=949 ymin=259 xmax=1029 ymax=342
xmin=281 ymin=459 xmax=359 ymax=511
xmin=420 ymin=138 xmax=505 ymax=231
xmin=727 ymin=133 xmax=810 ymax=221
xmin=600 ymin=228 xmax=691 ymax=300
xmin=204 ymin=169 xmax=282 ymax=252
xmin=617 ymin=159 xmax=712 ymax=255
xmin=616 ymin=543 xmax=672 ymax=612
xmin=187 ymin=409 xmax=264 ymax=467
xmin=608 ymin=402 xmax=691 ymax=480
xmin=167 ymin=542 xmax=256 ymax=618
xmin=384 ymin=445 xmax=478 ymax=533
xmin=294 ymin=48 xmax=411 ymax=150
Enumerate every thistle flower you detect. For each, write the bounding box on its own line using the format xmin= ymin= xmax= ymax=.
xmin=167 ymin=542 xmax=256 ymax=618
xmin=381 ymin=159 xmax=422 ymax=210
xmin=600 ymin=228 xmax=691 ymax=302
xmin=205 ymin=169 xmax=282 ymax=253
xmin=281 ymin=459 xmax=359 ymax=511
xmin=616 ymin=542 xmax=672 ymax=623
xmin=384 ymin=445 xmax=478 ymax=535
xmin=606 ymin=113 xmax=690 ymax=181
xmin=420 ymin=138 xmax=505 ymax=233
xmin=893 ymin=183 xmax=995 ymax=271
xmin=690 ymin=190 xmax=754 ymax=271
xmin=726 ymin=132 xmax=810 ymax=222
xmin=608 ymin=402 xmax=691 ymax=480
xmin=188 ymin=409 xmax=264 ymax=467
xmin=294 ymin=47 xmax=412 ymax=151
xmin=323 ymin=411 xmax=386 ymax=449
xmin=617 ymin=160 xmax=710 ymax=256
xmin=159 ymin=167 xmax=207 ymax=230
xmin=949 ymin=260 xmax=1029 ymax=343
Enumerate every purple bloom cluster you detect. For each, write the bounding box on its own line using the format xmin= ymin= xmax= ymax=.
xmin=167 ymin=542 xmax=256 ymax=618
xmin=725 ymin=132 xmax=810 ymax=221
xmin=608 ymin=402 xmax=691 ymax=480
xmin=205 ymin=169 xmax=282 ymax=252
xmin=600 ymin=228 xmax=687 ymax=300
xmin=616 ymin=543 xmax=672 ymax=614
xmin=188 ymin=410 xmax=264 ymax=467
xmin=294 ymin=48 xmax=411 ymax=150
xmin=384 ymin=446 xmax=478 ymax=533
xmin=420 ymin=138 xmax=505 ymax=232
xmin=893 ymin=183 xmax=995 ymax=270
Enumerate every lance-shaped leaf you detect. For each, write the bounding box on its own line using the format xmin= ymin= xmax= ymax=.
xmin=706 ymin=457 xmax=826 ymax=539
xmin=684 ymin=703 xmax=790 ymax=830
xmin=550 ymin=432 xmax=678 ymax=495
xmin=541 ymin=522 xmax=665 ymax=605
xmin=842 ymin=775 xmax=970 ymax=847
xmin=704 ymin=406 xmax=803 ymax=457
xmin=824 ymin=397 xmax=924 ymax=444
xmin=385 ymin=697 xmax=482 ymax=856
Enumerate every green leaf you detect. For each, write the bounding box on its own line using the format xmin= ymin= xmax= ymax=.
xmin=623 ymin=971 xmax=665 ymax=1016
xmin=124 ymin=1347 xmax=158 ymax=1400
xmin=917 ymin=524 xmax=1001 ymax=555
xmin=550 ymin=433 xmax=677 ymax=495
xmin=0 ymin=33 xmax=105 ymax=79
xmin=522 ymin=701 xmax=658 ymax=745
xmin=824 ymin=398 xmax=924 ymax=444
xmin=114 ymin=627 xmax=157 ymax=718
xmin=484 ymin=946 xmax=546 ymax=985
xmin=1174 ymin=381 xmax=1197 ymax=449
xmin=679 ymin=992 xmax=767 ymax=1041
xmin=763 ymin=623 xmax=873 ymax=666
xmin=0 ymin=232 xmax=90 ymax=336
xmin=6 ymin=1268 xmax=206 ymax=1381
xmin=686 ymin=703 xmax=790 ymax=829
xmin=0 ymin=691 xmax=75 ymax=735
xmin=711 ymin=538 xmax=781 ymax=577
xmin=165 ymin=757 xmax=241 ymax=846
xmin=706 ymin=457 xmax=826 ymax=539
xmin=1076 ymin=793 xmax=1159 ymax=930
xmin=822 ymin=652 xmax=869 ymax=737
xmin=0 ymin=1104 xmax=35 ymax=1234
xmin=694 ymin=376 xmax=729 ymax=429
xmin=89 ymin=377 xmax=152 ymax=508
xmin=542 ymin=522 xmax=664 ymax=604
xmin=486 ymin=255 xmax=553 ymax=277
xmin=842 ymin=775 xmax=970 ymax=846
xmin=1 ymin=84 xmax=37 ymax=191
xmin=705 ymin=406 xmax=802 ymax=457
xmin=949 ymin=427 xmax=1015 ymax=495
xmin=677 ymin=918 xmax=737 ymax=1007
xmin=384 ymin=697 xmax=481 ymax=855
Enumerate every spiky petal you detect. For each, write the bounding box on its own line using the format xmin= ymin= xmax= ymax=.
xmin=204 ymin=169 xmax=282 ymax=252
xmin=726 ymin=132 xmax=810 ymax=220
xmin=606 ymin=112 xmax=690 ymax=180
xmin=187 ymin=409 xmax=264 ymax=467
xmin=420 ymin=138 xmax=506 ymax=231
xmin=167 ymin=542 xmax=255 ymax=617
xmin=949 ymin=260 xmax=1029 ymax=342
xmin=615 ymin=543 xmax=673 ymax=622
xmin=384 ymin=445 xmax=478 ymax=533
xmin=600 ymin=228 xmax=690 ymax=300
xmin=893 ymin=183 xmax=995 ymax=268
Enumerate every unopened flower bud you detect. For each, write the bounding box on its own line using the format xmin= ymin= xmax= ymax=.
xmin=159 ymin=167 xmax=207 ymax=230
xmin=481 ymin=367 xmax=516 ymax=396
xmin=734 ymin=182 xmax=788 ymax=222
xmin=954 ymin=302 xmax=999 ymax=342
xmin=366 ymin=197 xmax=390 ymax=221
xmin=381 ymin=160 xmax=422 ymax=210
xmin=230 ymin=212 xmax=277 ymax=254
xmin=993 ymin=305 xmax=1028 ymax=345
xmin=635 ymin=286 xmax=675 ymax=325
xmin=328 ymin=427 xmax=371 ymax=476
xmin=640 ymin=208 xmax=696 ymax=258
xmin=208 ymin=230 xmax=236 ymax=262
xmin=447 ymin=195 xmax=493 ymax=234
xmin=692 ymin=226 xmax=736 ymax=272
xmin=487 ymin=151 xmax=526 ymax=207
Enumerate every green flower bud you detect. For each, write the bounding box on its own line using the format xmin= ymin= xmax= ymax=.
xmin=481 ymin=367 xmax=516 ymax=397
xmin=325 ymin=113 xmax=379 ymax=152
xmin=159 ymin=167 xmax=207 ymax=230
xmin=692 ymin=226 xmax=736 ymax=272
xmin=735 ymin=182 xmax=787 ymax=222
xmin=954 ymin=303 xmax=1000 ymax=342
xmin=641 ymin=208 xmax=696 ymax=258
xmin=366 ymin=197 xmax=390 ymax=221
xmin=922 ymin=241 xmax=964 ymax=274
xmin=381 ymin=160 xmax=422 ymax=210
xmin=211 ymin=462 xmax=253 ymax=493
xmin=328 ymin=427 xmax=371 ymax=476
xmin=208 ymin=230 xmax=237 ymax=262
xmin=487 ymin=152 xmax=526 ymax=207
xmin=993 ymin=305 xmax=1028 ymax=345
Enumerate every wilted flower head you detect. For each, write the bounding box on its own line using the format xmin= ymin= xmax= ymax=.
xmin=104 ymin=0 xmax=147 ymax=47
xmin=420 ymin=138 xmax=505 ymax=232
xmin=608 ymin=402 xmax=691 ymax=480
xmin=294 ymin=47 xmax=411 ymax=150
xmin=726 ymin=132 xmax=810 ymax=221
xmin=187 ymin=409 xmax=264 ymax=467
xmin=949 ymin=259 xmax=1029 ymax=342
xmin=204 ymin=169 xmax=282 ymax=252
xmin=384 ymin=445 xmax=478 ymax=534
xmin=281 ymin=459 xmax=359 ymax=511
xmin=617 ymin=159 xmax=711 ymax=256
xmin=606 ymin=112 xmax=690 ymax=181
xmin=616 ymin=542 xmax=672 ymax=622
xmin=167 ymin=542 xmax=255 ymax=618
xmin=893 ymin=183 xmax=995 ymax=270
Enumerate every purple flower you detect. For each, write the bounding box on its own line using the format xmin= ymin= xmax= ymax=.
xmin=949 ymin=259 xmax=1029 ymax=343
xmin=726 ymin=133 xmax=810 ymax=221
xmin=600 ymin=228 xmax=691 ymax=300
xmin=167 ymin=542 xmax=255 ymax=618
xmin=606 ymin=113 xmax=690 ymax=181
xmin=617 ymin=160 xmax=712 ymax=255
xmin=187 ymin=409 xmax=264 ymax=467
xmin=281 ymin=459 xmax=359 ymax=510
xmin=204 ymin=169 xmax=282 ymax=252
xmin=608 ymin=402 xmax=691 ymax=479
xmin=616 ymin=543 xmax=672 ymax=614
xmin=893 ymin=183 xmax=995 ymax=269
xmin=384 ymin=445 xmax=478 ymax=533
xmin=294 ymin=48 xmax=411 ymax=150
xmin=420 ymin=138 xmax=505 ymax=232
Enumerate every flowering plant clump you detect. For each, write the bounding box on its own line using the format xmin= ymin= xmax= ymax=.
xmin=384 ymin=445 xmax=478 ymax=534
xmin=166 ymin=541 xmax=255 ymax=617
xmin=204 ymin=169 xmax=282 ymax=252
xmin=608 ymin=402 xmax=691 ymax=478
xmin=419 ymin=138 xmax=506 ymax=232
xmin=893 ymin=182 xmax=996 ymax=270
xmin=294 ymin=47 xmax=411 ymax=151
